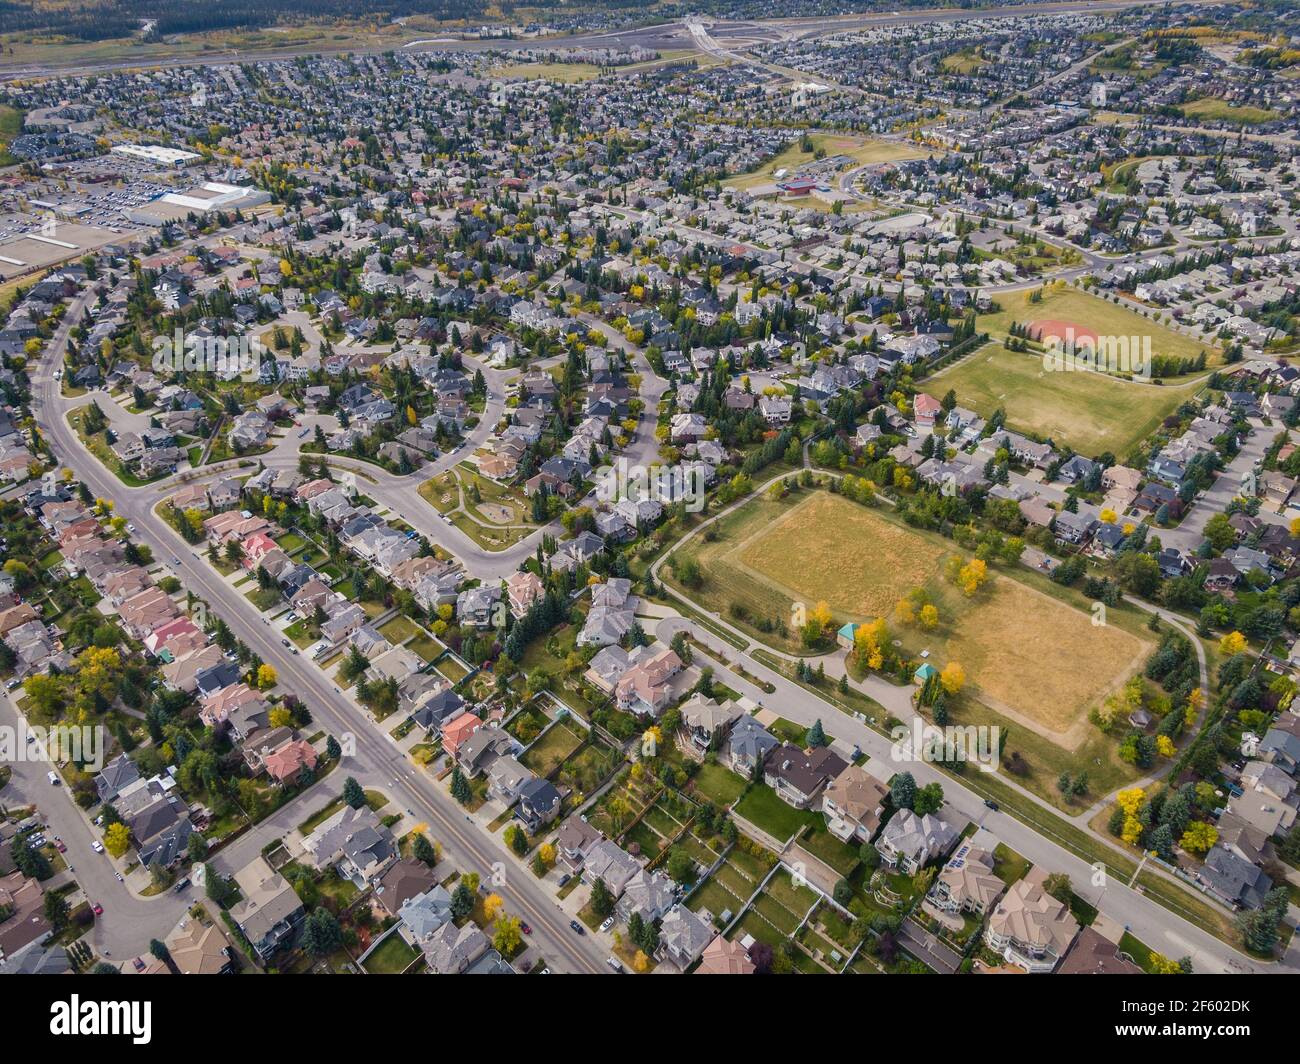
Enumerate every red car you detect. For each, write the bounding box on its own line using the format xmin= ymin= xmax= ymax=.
xmin=520 ymin=922 xmax=532 ymax=936
xmin=92 ymin=902 xmax=103 ymax=916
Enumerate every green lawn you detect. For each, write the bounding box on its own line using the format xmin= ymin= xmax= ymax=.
xmin=691 ymin=762 xmax=748 ymax=807
xmin=929 ymin=342 xmax=1203 ymax=458
xmin=992 ymin=842 xmax=1032 ymax=885
xmin=733 ymin=784 xmax=818 ymax=842
xmin=361 ymin=932 xmax=421 ymax=974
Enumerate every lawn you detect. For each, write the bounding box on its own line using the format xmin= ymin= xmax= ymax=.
xmin=1179 ymin=97 xmax=1279 ymax=125
xmin=724 ymin=132 xmax=930 ymax=191
xmin=486 ymin=61 xmax=603 ymax=83
xmin=361 ymin=932 xmax=421 ymax=974
xmin=992 ymin=842 xmax=1032 ymax=885
xmin=676 ymin=490 xmax=1151 ymax=750
xmin=733 ymin=784 xmax=818 ymax=843
xmin=519 ymin=719 xmax=586 ymax=777
xmin=690 ymin=762 xmax=748 ymax=807
xmin=929 ymin=343 xmax=1203 ymax=458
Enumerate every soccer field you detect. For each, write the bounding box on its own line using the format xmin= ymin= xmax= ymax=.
xmin=928 ymin=343 xmax=1203 ymax=458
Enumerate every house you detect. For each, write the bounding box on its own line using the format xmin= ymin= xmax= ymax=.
xmin=263 ymin=739 xmax=318 ymax=786
xmin=658 ymin=905 xmax=714 ymax=969
xmin=302 ymin=805 xmax=397 ymax=885
xmin=230 ymin=857 xmax=305 ymax=961
xmin=677 ymin=695 xmax=743 ymax=758
xmin=614 ymin=646 xmax=683 ymax=717
xmin=95 ymin=753 xmax=140 ymax=805
xmin=486 ymin=755 xmax=534 ymax=806
xmin=763 ymin=744 xmax=847 ymax=810
xmin=440 ymin=713 xmax=482 ymax=758
xmin=425 ymin=921 xmax=491 ymax=975
xmin=555 ymin=815 xmax=603 ymax=873
xmin=378 ymin=859 xmax=442 ymax=917
xmin=0 ymin=871 xmax=51 ymax=962
xmin=876 ymin=809 xmax=958 ymax=874
xmin=984 ymin=867 xmax=1080 ymax=972
xmin=1198 ymin=844 xmax=1274 ymax=909
xmin=582 ymin=839 xmax=643 ymax=898
xmin=821 ymin=764 xmax=889 ymax=843
xmin=616 ymin=868 xmax=677 ymax=925
xmin=695 ymin=934 xmax=755 ymax=975
xmin=929 ymin=842 xmax=1004 ymax=915
xmin=1057 ymin=926 xmax=1142 ymax=975
xmin=165 ymin=913 xmax=235 ymax=975
xmin=516 ymin=777 xmax=561 ymax=834
xmin=506 ymin=569 xmax=545 ymax=618
xmin=724 ymin=715 xmax=779 ymax=777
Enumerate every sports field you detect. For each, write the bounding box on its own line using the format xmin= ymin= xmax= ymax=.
xmin=672 ymin=491 xmax=1151 ymax=747
xmin=724 ymin=133 xmax=930 ymax=191
xmin=928 ymin=343 xmax=1201 ymax=457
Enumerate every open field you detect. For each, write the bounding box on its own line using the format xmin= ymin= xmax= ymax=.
xmin=928 ymin=344 xmax=1202 ymax=458
xmin=486 ymin=61 xmax=602 ymax=83
xmin=671 ymin=491 xmax=1152 ymax=749
xmin=724 ymin=133 xmax=931 ymax=191
xmin=940 ymin=48 xmax=986 ymax=74
xmin=977 ymin=286 xmax=1218 ymax=366
xmin=1179 ymin=97 xmax=1280 ymax=125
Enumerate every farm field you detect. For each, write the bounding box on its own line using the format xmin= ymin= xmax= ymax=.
xmin=928 ymin=343 xmax=1201 ymax=457
xmin=670 ymin=491 xmax=1152 ymax=750
xmin=724 ymin=133 xmax=931 ymax=191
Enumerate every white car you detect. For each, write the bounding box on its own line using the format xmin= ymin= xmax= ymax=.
xmin=599 ymin=916 xmax=614 ymax=933
xmin=91 ymin=840 xmax=104 ymax=854
xmin=126 ymin=523 xmax=136 ymax=534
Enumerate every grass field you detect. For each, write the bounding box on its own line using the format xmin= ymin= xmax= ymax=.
xmin=940 ymin=48 xmax=986 ymax=74
xmin=0 ymin=104 xmax=22 ymax=167
xmin=724 ymin=133 xmax=930 ymax=191
xmin=1180 ymin=97 xmax=1279 ymax=126
xmin=978 ymin=286 xmax=1217 ymax=365
xmin=486 ymin=61 xmax=602 ymax=83
xmin=929 ymin=343 xmax=1202 ymax=457
xmin=671 ymin=491 xmax=1152 ymax=750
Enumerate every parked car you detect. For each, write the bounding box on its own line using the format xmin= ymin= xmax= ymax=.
xmin=599 ymin=916 xmax=614 ymax=933
xmin=569 ymin=920 xmax=585 ymax=935
xmin=92 ymin=902 xmax=103 ymax=916
xmin=91 ymin=840 xmax=104 ymax=853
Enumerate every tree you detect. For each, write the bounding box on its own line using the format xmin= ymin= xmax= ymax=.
xmin=493 ymin=915 xmax=523 ymax=956
xmin=590 ymin=877 xmax=615 ymax=919
xmin=1180 ymin=821 xmax=1217 ymax=855
xmin=890 ymin=771 xmax=917 ymax=810
xmin=1043 ymin=872 xmax=1072 ymax=903
xmin=302 ymin=908 xmax=342 ymax=956
xmin=806 ymin=719 xmax=827 ymax=747
xmin=44 ymin=891 xmax=70 ymax=931
xmin=483 ymin=893 xmax=504 ymax=921
xmin=104 ymin=822 xmax=131 ymax=858
xmin=256 ymin=664 xmax=277 ymax=690
xmin=342 ymin=776 xmax=366 ymax=809
xmin=413 ymin=832 xmax=438 ymax=866
xmin=149 ymin=939 xmax=170 ymax=962
xmin=1219 ymin=630 xmax=1247 ymax=656
xmin=939 ymin=661 xmax=965 ymax=695
xmin=913 ymin=782 xmax=944 ymax=815
xmin=326 ymin=734 xmax=342 ymax=761
xmin=451 ymin=766 xmax=471 ymax=804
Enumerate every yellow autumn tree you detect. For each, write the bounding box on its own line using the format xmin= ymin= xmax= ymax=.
xmin=853 ymin=617 xmax=887 ymax=671
xmin=104 ymin=822 xmax=131 ymax=858
xmin=483 ymin=893 xmax=504 ymax=921
xmin=958 ymin=559 xmax=988 ymax=597
xmin=1156 ymin=734 xmax=1176 ymax=758
xmin=1219 ymin=631 xmax=1246 ymax=655
xmin=919 ymin=604 xmax=939 ymax=631
xmin=632 ymin=949 xmax=650 ymax=973
xmin=940 ymin=661 xmax=965 ymax=695
xmin=894 ymin=598 xmax=916 ymax=626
